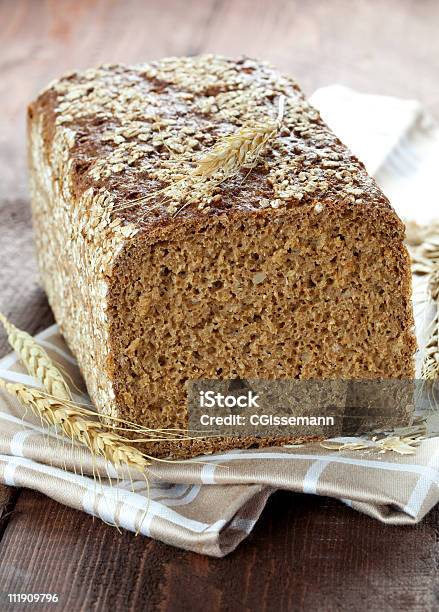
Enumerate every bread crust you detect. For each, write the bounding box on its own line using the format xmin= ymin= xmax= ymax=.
xmin=29 ymin=56 xmax=402 ymax=230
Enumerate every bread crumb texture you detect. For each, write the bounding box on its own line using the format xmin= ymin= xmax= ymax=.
xmin=28 ymin=55 xmax=416 ymax=458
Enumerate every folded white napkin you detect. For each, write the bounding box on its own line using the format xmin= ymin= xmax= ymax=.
xmin=310 ymin=85 xmax=439 ymax=224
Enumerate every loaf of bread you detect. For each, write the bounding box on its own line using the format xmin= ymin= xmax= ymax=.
xmin=28 ymin=55 xmax=416 ymax=458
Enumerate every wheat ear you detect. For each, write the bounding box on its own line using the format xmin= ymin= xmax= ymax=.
xmin=192 ymin=95 xmax=285 ymax=180
xmin=0 ymin=379 xmax=149 ymax=472
xmin=0 ymin=313 xmax=71 ymax=401
xmin=192 ymin=123 xmax=277 ymax=179
xmin=421 ymin=269 xmax=439 ymax=380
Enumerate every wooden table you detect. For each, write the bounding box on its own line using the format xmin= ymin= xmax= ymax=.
xmin=1 ymin=1 xmax=439 ymax=610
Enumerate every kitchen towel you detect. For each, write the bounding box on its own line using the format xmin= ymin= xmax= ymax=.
xmin=0 ymin=87 xmax=438 ymax=557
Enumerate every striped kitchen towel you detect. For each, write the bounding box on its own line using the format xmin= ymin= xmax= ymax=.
xmin=1 ymin=88 xmax=439 ymax=557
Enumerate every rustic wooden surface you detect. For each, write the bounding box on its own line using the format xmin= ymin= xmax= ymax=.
xmin=1 ymin=0 xmax=439 ymax=610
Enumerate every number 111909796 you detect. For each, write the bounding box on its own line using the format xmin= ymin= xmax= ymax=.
xmin=7 ymin=593 xmax=59 ymax=604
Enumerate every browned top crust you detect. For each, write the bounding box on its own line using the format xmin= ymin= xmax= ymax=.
xmin=30 ymin=54 xmax=398 ymax=235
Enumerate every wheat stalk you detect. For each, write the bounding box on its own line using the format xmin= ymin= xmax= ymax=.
xmin=191 ymin=95 xmax=285 ymax=182
xmin=0 ymin=379 xmax=150 ymax=472
xmin=411 ymin=241 xmax=439 ymax=380
xmin=421 ymin=270 xmax=439 ymax=380
xmin=168 ymin=95 xmax=285 ymax=217
xmin=193 ymin=123 xmax=276 ymax=180
xmin=0 ymin=313 xmax=71 ymax=401
xmin=321 ymin=423 xmax=427 ymax=455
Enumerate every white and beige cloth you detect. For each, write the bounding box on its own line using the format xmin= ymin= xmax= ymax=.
xmin=1 ymin=87 xmax=439 ymax=557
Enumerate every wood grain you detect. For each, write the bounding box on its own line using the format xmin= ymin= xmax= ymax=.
xmin=2 ymin=0 xmax=439 ymax=200
xmin=0 ymin=490 xmax=438 ymax=612
xmin=1 ymin=0 xmax=439 ymax=610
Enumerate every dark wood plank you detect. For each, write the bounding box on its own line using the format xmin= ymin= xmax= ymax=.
xmin=0 ymin=199 xmax=54 ymax=521
xmin=1 ymin=0 xmax=439 ymax=610
xmin=0 ymin=200 xmax=54 ymax=349
xmin=0 ymin=490 xmax=438 ymax=612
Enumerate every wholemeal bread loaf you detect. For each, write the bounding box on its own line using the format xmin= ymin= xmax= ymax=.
xmin=28 ymin=55 xmax=416 ymax=458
